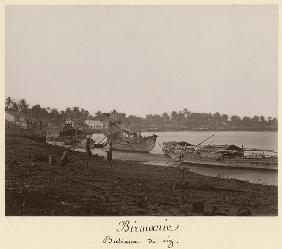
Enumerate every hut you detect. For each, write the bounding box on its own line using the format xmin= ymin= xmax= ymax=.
xmin=219 ymin=144 xmax=244 ymax=158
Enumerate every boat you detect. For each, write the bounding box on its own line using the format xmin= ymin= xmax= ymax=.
xmin=109 ymin=135 xmax=157 ymax=153
xmin=105 ymin=119 xmax=157 ymax=153
xmin=6 ymin=120 xmax=47 ymax=143
xmin=162 ymin=138 xmax=277 ymax=170
xmin=163 ymin=134 xmax=218 ymax=158
xmin=6 ymin=126 xmax=47 ymax=143
xmin=47 ymin=122 xmax=86 ymax=146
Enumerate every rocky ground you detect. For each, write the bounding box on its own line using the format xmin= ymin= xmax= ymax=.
xmin=5 ymin=134 xmax=278 ymax=216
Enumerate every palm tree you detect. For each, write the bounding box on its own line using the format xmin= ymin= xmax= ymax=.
xmin=10 ymin=102 xmax=19 ymax=112
xmin=30 ymin=105 xmax=42 ymax=118
xmin=183 ymin=108 xmax=191 ymax=118
xmin=230 ymin=115 xmax=241 ymax=128
xmin=95 ymin=111 xmax=105 ymax=121
xmin=18 ymin=98 xmax=29 ymax=114
xmin=162 ymin=112 xmax=170 ymax=126
xmin=5 ymin=97 xmax=14 ymax=110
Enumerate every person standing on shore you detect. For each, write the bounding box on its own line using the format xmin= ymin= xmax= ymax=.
xmin=61 ymin=150 xmax=70 ymax=166
xmin=106 ymin=141 xmax=113 ymax=167
xmin=86 ymin=135 xmax=93 ymax=169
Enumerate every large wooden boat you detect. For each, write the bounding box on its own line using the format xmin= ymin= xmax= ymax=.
xmin=105 ymin=119 xmax=157 ymax=153
xmin=110 ymin=134 xmax=157 ymax=152
xmin=162 ymin=141 xmax=278 ymax=170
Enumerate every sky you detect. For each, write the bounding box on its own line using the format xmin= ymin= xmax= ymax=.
xmin=5 ymin=5 xmax=278 ymax=118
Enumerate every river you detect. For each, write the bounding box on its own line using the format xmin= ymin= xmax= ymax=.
xmin=88 ymin=131 xmax=278 ymax=186
xmin=143 ymin=131 xmax=278 ymax=154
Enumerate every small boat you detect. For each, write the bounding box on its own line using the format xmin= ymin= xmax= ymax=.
xmin=6 ymin=122 xmax=47 ymax=143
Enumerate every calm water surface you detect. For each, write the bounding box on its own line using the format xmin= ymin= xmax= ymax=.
xmin=182 ymin=164 xmax=277 ymax=186
xmin=143 ymin=131 xmax=278 ymax=154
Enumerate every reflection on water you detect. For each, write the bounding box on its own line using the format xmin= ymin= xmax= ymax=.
xmin=142 ymin=160 xmax=277 ymax=186
xmin=183 ymin=164 xmax=277 ymax=186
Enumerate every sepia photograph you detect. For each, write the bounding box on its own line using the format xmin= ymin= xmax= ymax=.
xmin=5 ymin=5 xmax=278 ymax=216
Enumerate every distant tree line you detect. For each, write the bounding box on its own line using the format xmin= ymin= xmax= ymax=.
xmin=113 ymin=108 xmax=278 ymax=131
xmin=5 ymin=97 xmax=278 ymax=131
xmin=5 ymin=97 xmax=94 ymax=126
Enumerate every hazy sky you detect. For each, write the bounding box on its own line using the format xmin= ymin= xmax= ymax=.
xmin=6 ymin=5 xmax=278 ymax=117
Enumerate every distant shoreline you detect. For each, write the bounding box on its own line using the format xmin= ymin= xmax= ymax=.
xmin=142 ymin=128 xmax=278 ymax=132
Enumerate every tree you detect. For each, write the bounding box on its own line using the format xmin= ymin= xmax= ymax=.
xmin=30 ymin=105 xmax=42 ymax=118
xmin=230 ymin=115 xmax=241 ymax=128
xmin=95 ymin=111 xmax=104 ymax=120
xmin=170 ymin=111 xmax=179 ymax=126
xmin=242 ymin=116 xmax=251 ymax=128
xmin=81 ymin=108 xmax=90 ymax=120
xmin=10 ymin=102 xmax=19 ymax=112
xmin=260 ymin=116 xmax=265 ymax=123
xmin=4 ymin=96 xmax=278 ymax=131
xmin=162 ymin=112 xmax=170 ymax=125
xmin=183 ymin=108 xmax=191 ymax=118
xmin=18 ymin=99 xmax=29 ymax=114
xmin=252 ymin=116 xmax=259 ymax=122
xmin=116 ymin=112 xmax=127 ymax=123
xmin=5 ymin=97 xmax=13 ymax=110
xmin=221 ymin=114 xmax=229 ymax=122
xmin=127 ymin=115 xmax=145 ymax=129
xmin=251 ymin=116 xmax=260 ymax=128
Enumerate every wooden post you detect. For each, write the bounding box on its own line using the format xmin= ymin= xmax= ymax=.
xmin=86 ymin=136 xmax=90 ymax=168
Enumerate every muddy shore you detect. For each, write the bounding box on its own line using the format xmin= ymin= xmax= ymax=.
xmin=5 ymin=134 xmax=278 ymax=216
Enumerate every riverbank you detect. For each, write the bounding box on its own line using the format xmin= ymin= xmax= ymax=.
xmin=141 ymin=128 xmax=278 ymax=132
xmin=5 ymin=134 xmax=278 ymax=216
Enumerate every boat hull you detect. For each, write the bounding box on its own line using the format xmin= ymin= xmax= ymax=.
xmin=181 ymin=156 xmax=278 ymax=170
xmin=49 ymin=134 xmax=85 ymax=145
xmin=6 ymin=126 xmax=46 ymax=143
xmin=164 ymin=147 xmax=278 ymax=170
xmin=112 ymin=135 xmax=157 ymax=153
